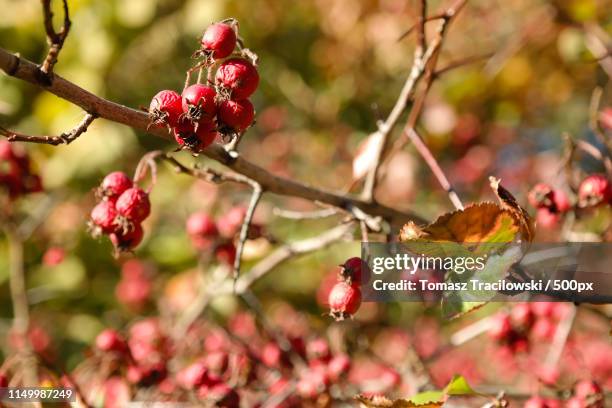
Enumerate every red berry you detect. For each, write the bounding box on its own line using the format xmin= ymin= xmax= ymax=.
xmin=182 ymin=84 xmax=217 ymax=122
xmin=551 ymin=189 xmax=570 ymax=213
xmin=327 ymin=354 xmax=351 ymax=381
xmin=261 ymin=342 xmax=282 ymax=368
xmin=110 ymin=223 xmax=144 ymax=251
xmin=217 ymin=206 xmax=246 ymax=238
xmin=115 ymin=273 xmax=151 ymax=310
xmin=528 ymin=183 xmax=554 ymax=209
xmin=90 ymin=201 xmax=118 ymax=234
xmin=215 ymin=58 xmax=259 ymax=100
xmin=177 ymin=360 xmax=209 ymax=389
xmin=173 ymin=117 xmax=217 ymax=152
xmin=340 ymin=257 xmax=370 ymax=284
xmin=531 ymin=318 xmax=556 ymax=340
xmin=100 ymin=171 xmax=133 ymax=200
xmin=510 ymin=303 xmax=534 ymax=330
xmin=306 ymin=338 xmax=331 ymax=362
xmin=489 ymin=312 xmax=512 ymax=341
xmin=149 ymin=90 xmax=183 ymax=127
xmin=206 ymin=383 xmax=240 ymax=408
xmin=116 ymin=188 xmax=151 ymax=223
xmin=574 ymin=380 xmax=602 ymax=399
xmin=578 ymin=174 xmax=612 ymax=207
xmin=536 ymin=207 xmax=560 ymax=229
xmin=215 ymin=242 xmax=236 ymax=266
xmin=524 ymin=396 xmax=550 ymax=408
xmin=218 ymin=99 xmax=255 ymax=133
xmin=328 ymin=281 xmax=361 ymax=319
xmin=186 ymin=212 xmax=218 ymax=250
xmin=42 ymin=247 xmax=65 ymax=266
xmin=95 ymin=329 xmax=126 ymax=352
xmin=0 ymin=373 xmax=8 ymax=387
xmin=201 ymin=23 xmax=237 ymax=59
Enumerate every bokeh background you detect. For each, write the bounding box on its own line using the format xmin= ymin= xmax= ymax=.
xmin=0 ymin=0 xmax=611 ymax=400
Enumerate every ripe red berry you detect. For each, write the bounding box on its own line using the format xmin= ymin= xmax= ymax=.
xmin=340 ymin=257 xmax=370 ymax=284
xmin=116 ymin=188 xmax=151 ymax=223
xmin=510 ymin=303 xmax=534 ymax=330
xmin=215 ymin=242 xmax=236 ymax=266
xmin=173 ymin=117 xmax=217 ymax=152
xmin=149 ymin=90 xmax=183 ymax=127
xmin=90 ymin=201 xmax=118 ymax=234
xmin=488 ymin=312 xmax=512 ymax=341
xmin=528 ymin=183 xmax=554 ymax=209
xmin=217 ymin=206 xmax=246 ymax=238
xmin=100 ymin=171 xmax=133 ymax=200
xmin=186 ymin=212 xmax=218 ymax=250
xmin=215 ymin=58 xmax=259 ymax=100
xmin=96 ymin=329 xmax=126 ymax=352
xmin=574 ymin=380 xmax=602 ymax=399
xmin=182 ymin=85 xmax=218 ymax=122
xmin=536 ymin=207 xmax=561 ymax=229
xmin=0 ymin=373 xmax=7 ymax=387
xmin=550 ymin=189 xmax=570 ymax=213
xmin=218 ymin=99 xmax=255 ymax=133
xmin=524 ymin=396 xmax=550 ymax=408
xmin=177 ymin=360 xmax=209 ymax=389
xmin=110 ymin=223 xmax=144 ymax=251
xmin=578 ymin=174 xmax=612 ymax=207
xmin=328 ymin=281 xmax=361 ymax=320
xmin=327 ymin=354 xmax=351 ymax=381
xmin=201 ymin=23 xmax=237 ymax=59
xmin=42 ymin=247 xmax=65 ymax=266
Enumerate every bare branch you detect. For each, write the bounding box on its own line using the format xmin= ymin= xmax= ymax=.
xmin=273 ymin=207 xmax=338 ymax=220
xmin=433 ymin=52 xmax=494 ymax=77
xmin=406 ymin=127 xmax=464 ymax=210
xmin=0 ymin=47 xmax=425 ymax=226
xmin=233 ymin=183 xmax=263 ymax=283
xmin=40 ymin=0 xmax=71 ymax=77
xmin=0 ymin=113 xmax=96 ymax=145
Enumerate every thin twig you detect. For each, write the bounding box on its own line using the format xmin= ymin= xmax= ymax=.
xmin=0 ymin=113 xmax=96 ymax=145
xmin=406 ymin=127 xmax=464 ymax=210
xmin=40 ymin=0 xmax=71 ymax=77
xmin=272 ymin=207 xmax=338 ymax=220
xmin=233 ymin=183 xmax=263 ymax=284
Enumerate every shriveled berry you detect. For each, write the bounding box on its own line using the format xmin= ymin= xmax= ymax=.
xmin=96 ymin=329 xmax=126 ymax=352
xmin=100 ymin=171 xmax=133 ymax=200
xmin=116 ymin=188 xmax=151 ymax=223
xmin=328 ymin=281 xmax=361 ymax=320
xmin=182 ymin=85 xmax=217 ymax=122
xmin=149 ymin=90 xmax=183 ymax=127
xmin=201 ymin=23 xmax=237 ymax=59
xmin=90 ymin=201 xmax=118 ymax=234
xmin=110 ymin=223 xmax=144 ymax=251
xmin=218 ymin=99 xmax=255 ymax=133
xmin=186 ymin=212 xmax=218 ymax=250
xmin=578 ymin=174 xmax=612 ymax=207
xmin=215 ymin=58 xmax=259 ymax=100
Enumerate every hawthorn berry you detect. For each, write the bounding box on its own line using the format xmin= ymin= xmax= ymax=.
xmin=574 ymin=380 xmax=603 ymax=400
xmin=510 ymin=303 xmax=534 ymax=330
xmin=488 ymin=312 xmax=512 ymax=341
xmin=215 ymin=58 xmax=259 ymax=100
xmin=177 ymin=360 xmax=210 ymax=389
xmin=182 ymin=84 xmax=218 ymax=122
xmin=217 ymin=206 xmax=246 ymax=237
xmin=536 ymin=207 xmax=561 ymax=229
xmin=215 ymin=242 xmax=237 ymax=265
xmin=218 ymin=99 xmax=255 ymax=133
xmin=186 ymin=212 xmax=218 ymax=250
xmin=201 ymin=23 xmax=237 ymax=59
xmin=116 ymin=187 xmax=151 ymax=223
xmin=327 ymin=354 xmax=351 ymax=381
xmin=42 ymin=247 xmax=65 ymax=266
xmin=149 ymin=90 xmax=183 ymax=127
xmin=173 ymin=117 xmax=217 ymax=152
xmin=90 ymin=201 xmax=119 ymax=234
xmin=528 ymin=183 xmax=554 ymax=209
xmin=100 ymin=171 xmax=133 ymax=200
xmin=328 ymin=281 xmax=361 ymax=320
xmin=0 ymin=374 xmax=7 ymax=388
xmin=340 ymin=257 xmax=369 ymax=284
xmin=578 ymin=174 xmax=612 ymax=207
xmin=95 ymin=329 xmax=126 ymax=352
xmin=110 ymin=223 xmax=144 ymax=252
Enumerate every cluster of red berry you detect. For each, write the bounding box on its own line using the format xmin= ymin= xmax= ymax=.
xmin=528 ymin=174 xmax=611 ymax=229
xmin=327 ymin=257 xmax=368 ymax=321
xmin=0 ymin=140 xmax=42 ymax=200
xmin=524 ymin=380 xmax=604 ymax=408
xmin=489 ymin=303 xmax=568 ymax=353
xmin=89 ymin=171 xmax=151 ymax=253
xmin=148 ymin=22 xmax=258 ymax=152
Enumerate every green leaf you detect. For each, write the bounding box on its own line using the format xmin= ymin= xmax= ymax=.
xmin=444 ymin=375 xmax=477 ymax=396
xmin=408 ymin=391 xmax=444 ymax=405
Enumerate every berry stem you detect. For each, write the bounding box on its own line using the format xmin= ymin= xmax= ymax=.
xmin=233 ymin=183 xmax=263 ymax=285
